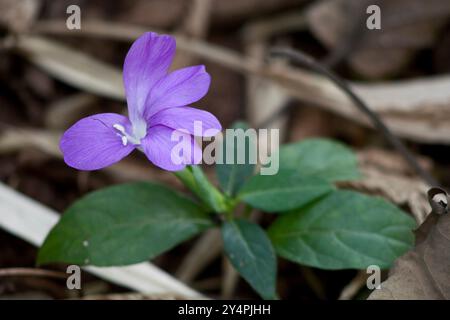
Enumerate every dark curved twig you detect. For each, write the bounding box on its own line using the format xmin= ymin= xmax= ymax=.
xmin=268 ymin=47 xmax=439 ymax=187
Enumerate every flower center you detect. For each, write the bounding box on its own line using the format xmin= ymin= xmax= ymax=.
xmin=131 ymin=117 xmax=147 ymax=141
xmin=113 ymin=123 xmax=141 ymax=146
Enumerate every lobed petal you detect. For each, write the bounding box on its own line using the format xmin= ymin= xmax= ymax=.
xmin=145 ymin=65 xmax=211 ymax=118
xmin=141 ymin=125 xmax=202 ymax=171
xmin=123 ymin=32 xmax=175 ymax=124
xmin=149 ymin=106 xmax=221 ymax=137
xmin=60 ymin=113 xmax=135 ymax=170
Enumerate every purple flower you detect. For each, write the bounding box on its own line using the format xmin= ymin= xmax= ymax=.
xmin=60 ymin=32 xmax=221 ymax=171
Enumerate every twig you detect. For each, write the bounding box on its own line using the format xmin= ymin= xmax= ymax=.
xmin=0 ymin=268 xmax=67 ymax=279
xmin=338 ymin=270 xmax=368 ymax=300
xmin=221 ymin=256 xmax=239 ymax=299
xmin=82 ymin=292 xmax=188 ymax=300
xmin=270 ymin=47 xmax=439 ymax=188
xmin=173 ymin=0 xmax=212 ymax=68
xmin=176 ymin=229 xmax=222 ymax=283
xmin=32 ymin=20 xmax=257 ymax=73
xmin=299 ymin=267 xmax=326 ymax=300
xmin=244 ymin=32 xmax=290 ymax=142
xmin=28 ymin=20 xmax=450 ymax=144
xmin=180 ymin=0 xmax=212 ymax=39
xmin=256 ymin=99 xmax=297 ymax=130
xmin=0 ymin=126 xmax=177 ymax=183
xmin=242 ymin=8 xmax=306 ymax=141
xmin=242 ymin=9 xmax=308 ymax=42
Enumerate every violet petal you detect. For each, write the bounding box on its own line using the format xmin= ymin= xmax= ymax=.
xmin=150 ymin=106 xmax=221 ymax=137
xmin=60 ymin=113 xmax=135 ymax=170
xmin=141 ymin=125 xmax=202 ymax=171
xmin=145 ymin=65 xmax=210 ymax=118
xmin=123 ymin=32 xmax=175 ymax=124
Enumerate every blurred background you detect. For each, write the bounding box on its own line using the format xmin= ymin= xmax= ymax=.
xmin=1 ymin=0 xmax=450 ymax=299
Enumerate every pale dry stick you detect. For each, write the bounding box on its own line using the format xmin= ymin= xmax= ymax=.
xmin=242 ymin=12 xmax=307 ymax=169
xmin=244 ymin=38 xmax=289 ymax=145
xmin=32 ymin=20 xmax=257 ymax=74
xmin=30 ymin=20 xmax=450 ymax=114
xmin=0 ymin=182 xmax=204 ymax=298
xmin=338 ymin=271 xmax=368 ymax=300
xmin=175 ymin=229 xmax=222 ymax=283
xmin=180 ymin=0 xmax=212 ymax=39
xmin=0 ymin=127 xmax=60 ymax=156
xmin=172 ymin=0 xmax=212 ymax=68
xmin=241 ymin=9 xmax=308 ymax=42
xmin=0 ymin=127 xmax=175 ymax=183
xmin=242 ymin=9 xmax=308 ymax=146
xmin=82 ymin=293 xmax=184 ymax=300
xmin=44 ymin=93 xmax=98 ymax=129
xmin=15 ymin=35 xmax=125 ymax=100
xmin=0 ymin=268 xmax=67 ymax=279
xmin=30 ymin=20 xmax=450 ymax=143
xmin=299 ymin=267 xmax=326 ymax=300
xmin=221 ymin=256 xmax=239 ymax=299
xmin=32 ymin=20 xmax=450 ymax=114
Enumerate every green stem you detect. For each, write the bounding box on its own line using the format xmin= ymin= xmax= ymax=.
xmin=174 ymin=166 xmax=230 ymax=213
xmin=173 ymin=167 xmax=197 ymax=191
xmin=242 ymin=204 xmax=253 ymax=219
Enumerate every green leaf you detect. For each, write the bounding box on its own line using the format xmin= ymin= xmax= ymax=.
xmin=279 ymin=138 xmax=360 ymax=182
xmin=268 ymin=190 xmax=415 ymax=270
xmin=238 ymin=169 xmax=334 ymax=212
xmin=38 ymin=182 xmax=213 ymax=266
xmin=222 ymin=219 xmax=277 ymax=299
xmin=216 ymin=121 xmax=256 ymax=196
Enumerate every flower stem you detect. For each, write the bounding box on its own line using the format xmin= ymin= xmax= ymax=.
xmin=174 ymin=166 xmax=230 ymax=213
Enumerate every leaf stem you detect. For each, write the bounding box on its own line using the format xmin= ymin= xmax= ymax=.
xmin=243 ymin=204 xmax=253 ymax=219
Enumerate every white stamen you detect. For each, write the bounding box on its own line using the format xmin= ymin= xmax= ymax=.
xmin=113 ymin=123 xmax=130 ymax=146
xmin=121 ymin=136 xmax=128 ymax=146
xmin=113 ymin=122 xmax=141 ymax=146
xmin=113 ymin=123 xmax=126 ymax=133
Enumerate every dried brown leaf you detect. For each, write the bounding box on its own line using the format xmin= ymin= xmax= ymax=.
xmin=368 ymin=190 xmax=450 ymax=299
xmin=341 ymin=149 xmax=432 ymax=224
